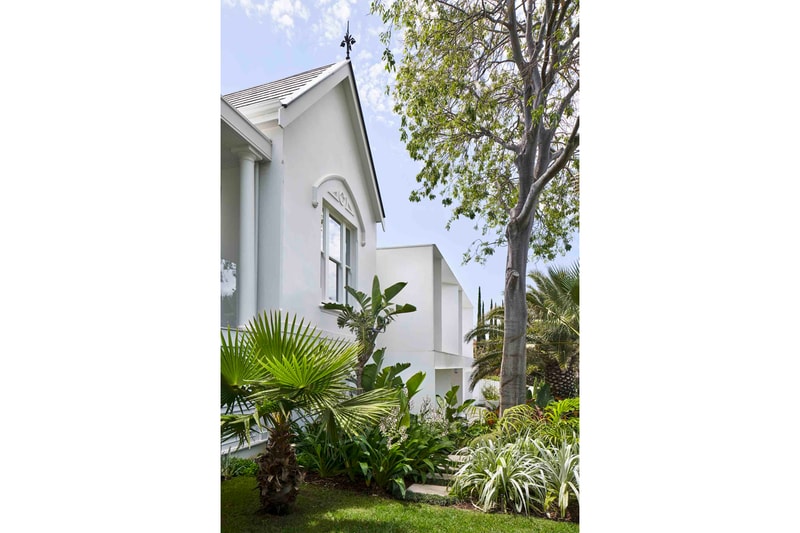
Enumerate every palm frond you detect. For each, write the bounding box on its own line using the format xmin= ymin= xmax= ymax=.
xmin=220 ymin=310 xmax=400 ymax=447
xmin=221 ymin=327 xmax=268 ymax=414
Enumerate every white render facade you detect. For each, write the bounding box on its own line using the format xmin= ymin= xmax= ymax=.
xmin=221 ymin=62 xmax=474 ymax=454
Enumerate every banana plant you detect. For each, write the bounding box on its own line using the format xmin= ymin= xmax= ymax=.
xmin=322 ymin=275 xmax=416 ymax=390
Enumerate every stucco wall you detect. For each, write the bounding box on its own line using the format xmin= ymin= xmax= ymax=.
xmin=278 ymin=82 xmax=379 ymax=339
xmin=376 ymin=246 xmax=435 ymax=353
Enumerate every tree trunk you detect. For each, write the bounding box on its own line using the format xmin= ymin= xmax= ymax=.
xmin=543 ymin=360 xmax=578 ymax=401
xmin=255 ymin=419 xmax=304 ymax=515
xmin=500 ymin=218 xmax=534 ymax=414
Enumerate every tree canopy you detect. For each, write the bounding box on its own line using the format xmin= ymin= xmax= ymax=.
xmin=373 ymin=0 xmax=580 ymax=411
xmin=373 ymin=0 xmax=579 ymax=264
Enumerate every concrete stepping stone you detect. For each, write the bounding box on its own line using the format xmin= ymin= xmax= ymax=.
xmin=406 ymin=483 xmax=450 ymax=497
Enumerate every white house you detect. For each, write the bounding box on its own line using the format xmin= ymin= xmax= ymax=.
xmin=221 ymin=61 xmax=474 ymax=453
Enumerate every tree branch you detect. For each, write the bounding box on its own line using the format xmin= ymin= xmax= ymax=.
xmin=506 ymin=0 xmax=527 ymax=73
xmin=517 ymin=116 xmax=579 ymax=224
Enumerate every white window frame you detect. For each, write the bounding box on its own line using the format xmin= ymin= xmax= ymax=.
xmin=321 ymin=204 xmax=356 ymax=304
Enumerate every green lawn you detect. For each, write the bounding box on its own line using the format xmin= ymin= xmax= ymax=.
xmin=222 ymin=477 xmax=579 ymax=533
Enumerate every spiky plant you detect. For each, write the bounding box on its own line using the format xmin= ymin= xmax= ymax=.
xmin=450 ymin=437 xmax=545 ymax=514
xmin=221 ymin=311 xmax=399 ymax=515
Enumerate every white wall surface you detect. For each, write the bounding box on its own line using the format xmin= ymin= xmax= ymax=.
xmin=376 ymin=246 xmax=435 ymax=353
xmin=278 ymin=83 xmax=379 ymax=337
xmin=441 ymin=283 xmax=461 ymax=355
xmin=377 ymin=245 xmax=476 ymax=408
xmin=228 ymin=80 xmax=381 ymax=341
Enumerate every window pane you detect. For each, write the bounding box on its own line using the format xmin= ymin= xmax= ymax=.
xmin=328 ymin=217 xmax=341 ymax=262
xmin=327 ymin=259 xmax=339 ymax=301
xmin=321 ymin=211 xmax=325 ymax=252
xmin=345 ymin=268 xmax=352 ymax=304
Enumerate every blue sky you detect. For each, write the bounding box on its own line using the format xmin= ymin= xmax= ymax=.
xmin=221 ymin=0 xmax=579 ymax=311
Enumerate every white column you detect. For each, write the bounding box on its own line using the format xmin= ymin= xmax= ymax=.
xmin=233 ymin=146 xmax=260 ymax=326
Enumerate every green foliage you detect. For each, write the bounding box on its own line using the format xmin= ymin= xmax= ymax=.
xmin=536 ymin=398 xmax=580 ymax=448
xmin=295 ymin=423 xmax=347 ymax=479
xmin=370 ymin=0 xmax=580 ymax=264
xmin=416 ymin=387 xmax=493 ymax=449
xmin=527 ymin=262 xmax=580 ymax=373
xmin=463 ymin=304 xmax=540 ymax=391
xmin=533 ymin=440 xmax=580 ymax=520
xmin=220 ymin=455 xmax=258 ymax=480
xmin=450 ymin=437 xmax=545 ymax=514
xmin=355 ymin=420 xmax=454 ymax=498
xmin=296 ymin=355 xmax=451 ymax=496
xmin=481 ymin=381 xmax=500 ymax=402
xmin=436 ymin=385 xmax=476 ymax=422
xmin=220 ymin=311 xmax=400 ymax=514
xmin=464 ymin=263 xmax=580 ymax=399
xmin=472 ymin=398 xmax=579 ymax=450
xmin=220 ymin=311 xmax=399 ymax=447
xmin=322 ymin=275 xmax=416 ymax=389
xmin=529 ymin=377 xmax=554 ymax=408
xmin=451 ymin=435 xmax=579 ymax=519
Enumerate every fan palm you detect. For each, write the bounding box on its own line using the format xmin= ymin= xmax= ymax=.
xmin=221 ymin=311 xmax=399 ymax=515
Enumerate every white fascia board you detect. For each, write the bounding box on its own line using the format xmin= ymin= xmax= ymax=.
xmin=277 ymin=64 xmax=349 ymax=127
xmin=221 ymin=97 xmax=273 ymax=161
xmin=279 ymin=61 xmax=349 ymax=109
xmin=345 ymin=72 xmax=386 ymax=225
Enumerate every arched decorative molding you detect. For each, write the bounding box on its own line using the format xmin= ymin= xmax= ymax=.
xmin=311 ymin=174 xmax=367 ymax=246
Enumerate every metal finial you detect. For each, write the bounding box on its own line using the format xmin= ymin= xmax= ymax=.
xmin=340 ymin=21 xmax=356 ymax=60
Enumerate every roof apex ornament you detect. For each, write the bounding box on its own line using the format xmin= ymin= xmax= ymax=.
xmin=340 ymin=20 xmax=356 ymax=60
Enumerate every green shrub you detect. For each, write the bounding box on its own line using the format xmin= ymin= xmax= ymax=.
xmin=295 ymin=424 xmax=347 ymax=478
xmin=450 ymin=437 xmax=545 ymax=514
xmin=418 ymin=387 xmax=493 ymax=449
xmin=450 ymin=435 xmax=579 ymax=520
xmin=296 ymin=365 xmax=454 ymax=496
xmin=472 ymin=398 xmax=579 ymax=448
xmin=352 ymin=410 xmax=453 ymax=497
xmin=533 ymin=439 xmax=580 ymax=519
xmin=220 ymin=455 xmax=258 ymax=479
xmin=481 ymin=381 xmax=500 ymax=402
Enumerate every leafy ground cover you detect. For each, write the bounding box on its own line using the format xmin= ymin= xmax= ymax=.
xmin=222 ymin=475 xmax=579 ymax=533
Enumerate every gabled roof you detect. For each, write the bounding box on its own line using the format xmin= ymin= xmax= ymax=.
xmin=223 ymin=64 xmax=338 ymax=108
xmin=223 ymin=61 xmax=386 ymax=222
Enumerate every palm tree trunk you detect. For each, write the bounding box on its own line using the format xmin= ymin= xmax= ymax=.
xmin=543 ymin=360 xmax=578 ymax=400
xmin=255 ymin=417 xmax=304 ymax=515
